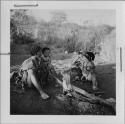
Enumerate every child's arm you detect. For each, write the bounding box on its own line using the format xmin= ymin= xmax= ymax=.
xmin=91 ymin=61 xmax=95 ymax=69
xmin=86 ymin=62 xmax=95 ymax=72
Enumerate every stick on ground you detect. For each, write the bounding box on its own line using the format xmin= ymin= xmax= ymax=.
xmin=55 ymin=77 xmax=116 ymax=112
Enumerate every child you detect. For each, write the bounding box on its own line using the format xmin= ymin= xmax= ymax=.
xmin=71 ymin=51 xmax=98 ymax=90
xmin=38 ymin=47 xmax=55 ymax=85
xmin=20 ymin=45 xmax=49 ymax=99
xmin=41 ymin=47 xmax=52 ymax=70
xmin=81 ymin=52 xmax=98 ymax=90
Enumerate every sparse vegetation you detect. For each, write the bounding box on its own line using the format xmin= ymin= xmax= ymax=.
xmin=10 ymin=10 xmax=115 ymax=63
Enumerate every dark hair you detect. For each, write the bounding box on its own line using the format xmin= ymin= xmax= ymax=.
xmin=85 ymin=51 xmax=95 ymax=61
xmin=87 ymin=51 xmax=95 ymax=61
xmin=85 ymin=53 xmax=91 ymax=61
xmin=42 ymin=47 xmax=50 ymax=54
xmin=78 ymin=51 xmax=83 ymax=55
xmin=30 ymin=45 xmax=41 ymax=56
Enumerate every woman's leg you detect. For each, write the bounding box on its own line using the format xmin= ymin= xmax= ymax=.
xmin=28 ymin=70 xmax=49 ymax=99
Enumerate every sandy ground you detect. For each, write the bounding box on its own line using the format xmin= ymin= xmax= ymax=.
xmin=10 ymin=55 xmax=116 ymax=115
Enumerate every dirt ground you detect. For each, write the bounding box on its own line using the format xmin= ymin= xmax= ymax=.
xmin=10 ymin=55 xmax=116 ymax=115
xmin=10 ymin=73 xmax=115 ymax=115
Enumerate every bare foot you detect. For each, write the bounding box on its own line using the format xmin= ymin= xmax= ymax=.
xmin=40 ymin=92 xmax=50 ymax=100
xmin=67 ymin=92 xmax=72 ymax=97
xmin=92 ymin=86 xmax=98 ymax=91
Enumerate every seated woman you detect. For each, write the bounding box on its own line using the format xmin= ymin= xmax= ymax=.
xmin=20 ymin=45 xmax=49 ymax=99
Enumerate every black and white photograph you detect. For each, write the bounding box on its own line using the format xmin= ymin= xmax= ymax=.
xmin=10 ymin=9 xmax=116 ymax=115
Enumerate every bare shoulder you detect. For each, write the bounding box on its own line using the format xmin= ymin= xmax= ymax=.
xmin=31 ymin=56 xmax=36 ymax=60
xmin=21 ymin=56 xmax=35 ymax=70
xmin=22 ymin=57 xmax=32 ymax=64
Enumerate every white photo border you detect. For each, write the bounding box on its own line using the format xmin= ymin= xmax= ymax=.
xmin=1 ymin=1 xmax=125 ymax=124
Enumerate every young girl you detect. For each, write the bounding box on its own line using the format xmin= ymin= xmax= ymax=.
xmin=81 ymin=52 xmax=98 ymax=90
xmin=20 ymin=45 xmax=49 ymax=99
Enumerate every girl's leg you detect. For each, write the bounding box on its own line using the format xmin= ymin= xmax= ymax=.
xmin=91 ymin=74 xmax=98 ymax=90
xmin=62 ymin=73 xmax=73 ymax=96
xmin=28 ymin=70 xmax=49 ymax=99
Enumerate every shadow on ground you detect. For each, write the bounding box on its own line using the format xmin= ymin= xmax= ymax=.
xmin=96 ymin=63 xmax=116 ymax=99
